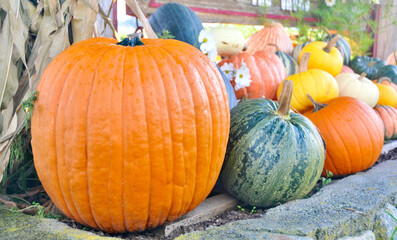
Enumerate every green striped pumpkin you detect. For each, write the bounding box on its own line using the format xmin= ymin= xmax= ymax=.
xmin=324 ymin=34 xmax=351 ymax=66
xmin=220 ymin=81 xmax=325 ymax=207
xmin=274 ymin=47 xmax=298 ymax=77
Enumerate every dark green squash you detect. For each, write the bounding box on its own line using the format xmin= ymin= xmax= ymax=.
xmin=148 ymin=3 xmax=203 ymax=47
xmin=323 ymin=34 xmax=351 ymax=66
xmin=349 ymin=56 xmax=386 ymax=80
xmin=220 ymin=81 xmax=325 ymax=207
xmin=375 ymin=65 xmax=397 ymax=85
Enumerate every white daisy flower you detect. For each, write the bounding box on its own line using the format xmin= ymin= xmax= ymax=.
xmin=325 ymin=0 xmax=335 ymax=6
xmin=234 ymin=60 xmax=252 ymax=91
xmin=220 ymin=63 xmax=235 ymax=81
xmin=200 ymin=42 xmax=216 ymax=54
xmin=198 ymin=29 xmax=215 ymax=44
xmin=204 ymin=47 xmax=218 ymax=62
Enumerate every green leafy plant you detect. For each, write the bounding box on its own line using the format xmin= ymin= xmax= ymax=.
xmin=156 ymin=29 xmax=175 ymax=39
xmin=288 ymin=0 xmax=397 ymax=56
xmin=321 ymin=170 xmax=333 ymax=187
xmin=237 ymin=205 xmax=258 ymax=214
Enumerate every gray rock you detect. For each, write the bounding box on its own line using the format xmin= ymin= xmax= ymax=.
xmin=337 ymin=230 xmax=375 ymax=240
xmin=178 ymin=160 xmax=397 ymax=240
xmin=373 ymin=203 xmax=397 ymax=239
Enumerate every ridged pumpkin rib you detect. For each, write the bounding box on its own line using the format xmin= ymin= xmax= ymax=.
xmin=336 ymin=103 xmax=365 ymax=173
xmin=145 ymin=46 xmax=177 ymax=226
xmin=65 ymin=45 xmax=119 ymax=230
xmin=362 ymin=105 xmax=384 ymax=168
xmin=56 ymin=46 xmax=116 ymax=227
xmin=193 ymin=61 xmax=225 ymax=206
xmin=142 ymin=46 xmax=176 ymax=228
xmin=121 ymin=47 xmax=141 ymax=231
xmin=155 ymin=44 xmax=195 ymax=221
xmin=106 ymin=47 xmax=127 ymax=232
xmin=178 ymin=58 xmax=212 ymax=213
xmin=308 ymin=113 xmax=338 ymax=175
xmin=320 ymin=110 xmax=351 ymax=175
xmin=32 ymin=53 xmax=80 ymax=221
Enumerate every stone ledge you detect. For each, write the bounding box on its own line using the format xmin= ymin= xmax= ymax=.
xmin=177 ymin=159 xmax=397 ymax=240
xmin=0 ymin=207 xmax=120 ymax=240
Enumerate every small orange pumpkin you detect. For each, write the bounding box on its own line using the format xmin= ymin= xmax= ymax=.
xmin=304 ymin=96 xmax=384 ymax=177
xmin=219 ymin=50 xmax=287 ymax=100
xmin=374 ymin=105 xmax=397 ymax=140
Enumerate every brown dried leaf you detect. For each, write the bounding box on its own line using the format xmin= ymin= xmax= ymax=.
xmin=30 ymin=25 xmax=70 ymax=90
xmin=0 ymin=195 xmax=17 ymax=208
xmin=0 ymin=139 xmax=11 ymax=183
xmin=72 ymin=0 xmax=98 ymax=43
xmin=0 ymin=0 xmax=29 ymax=70
xmin=0 ymin=14 xmax=15 ymax=111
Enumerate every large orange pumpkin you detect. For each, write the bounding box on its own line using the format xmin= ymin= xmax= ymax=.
xmin=246 ymin=21 xmax=293 ymax=55
xmin=219 ymin=50 xmax=287 ymax=100
xmin=31 ymin=37 xmax=230 ymax=233
xmin=304 ymin=96 xmax=384 ymax=177
xmin=374 ymin=105 xmax=397 ymax=140
xmin=386 ymin=50 xmax=397 ymax=65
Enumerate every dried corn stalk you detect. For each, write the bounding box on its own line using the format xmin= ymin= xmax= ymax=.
xmin=0 ymin=0 xmax=117 ymax=182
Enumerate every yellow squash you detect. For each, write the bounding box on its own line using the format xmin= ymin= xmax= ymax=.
xmin=376 ymin=77 xmax=397 ymax=107
xmin=298 ymin=35 xmax=343 ymax=77
xmin=277 ymin=53 xmax=339 ymax=112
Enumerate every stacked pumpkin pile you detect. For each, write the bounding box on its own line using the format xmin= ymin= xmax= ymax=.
xmin=29 ymin=2 xmax=397 ymax=234
xmin=214 ymin=20 xmax=397 ymax=207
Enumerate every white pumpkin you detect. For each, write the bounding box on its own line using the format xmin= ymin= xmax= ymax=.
xmin=335 ymin=73 xmax=379 ymax=107
xmin=209 ymin=27 xmax=245 ymax=57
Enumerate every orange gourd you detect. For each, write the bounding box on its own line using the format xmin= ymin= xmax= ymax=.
xmin=298 ymin=35 xmax=343 ymax=76
xmin=386 ymin=50 xmax=397 ymax=65
xmin=304 ymin=96 xmax=384 ymax=177
xmin=31 ymin=37 xmax=230 ymax=233
xmin=246 ymin=21 xmax=293 ymax=55
xmin=374 ymin=105 xmax=397 ymax=140
xmin=219 ymin=50 xmax=287 ymax=100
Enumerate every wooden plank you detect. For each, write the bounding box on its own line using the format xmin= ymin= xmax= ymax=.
xmin=382 ymin=140 xmax=397 ymax=155
xmin=154 ymin=193 xmax=238 ymax=238
xmin=374 ymin=0 xmax=397 ymax=60
xmin=126 ymin=0 xmax=318 ymax=26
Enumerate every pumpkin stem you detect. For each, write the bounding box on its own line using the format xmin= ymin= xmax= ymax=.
xmin=378 ymin=77 xmax=392 ymax=84
xmin=358 ymin=73 xmax=367 ymax=80
xmin=276 ymin=80 xmax=294 ymax=118
xmin=299 ymin=52 xmax=311 ymax=73
xmin=323 ymin=35 xmax=340 ymax=53
xmin=125 ymin=0 xmax=158 ymax=39
xmin=263 ymin=19 xmax=275 ymax=27
xmin=117 ymin=34 xmax=144 ymax=46
xmin=320 ymin=26 xmax=331 ymax=36
xmin=307 ymin=94 xmax=328 ymax=112
xmin=266 ymin=43 xmax=280 ymax=52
